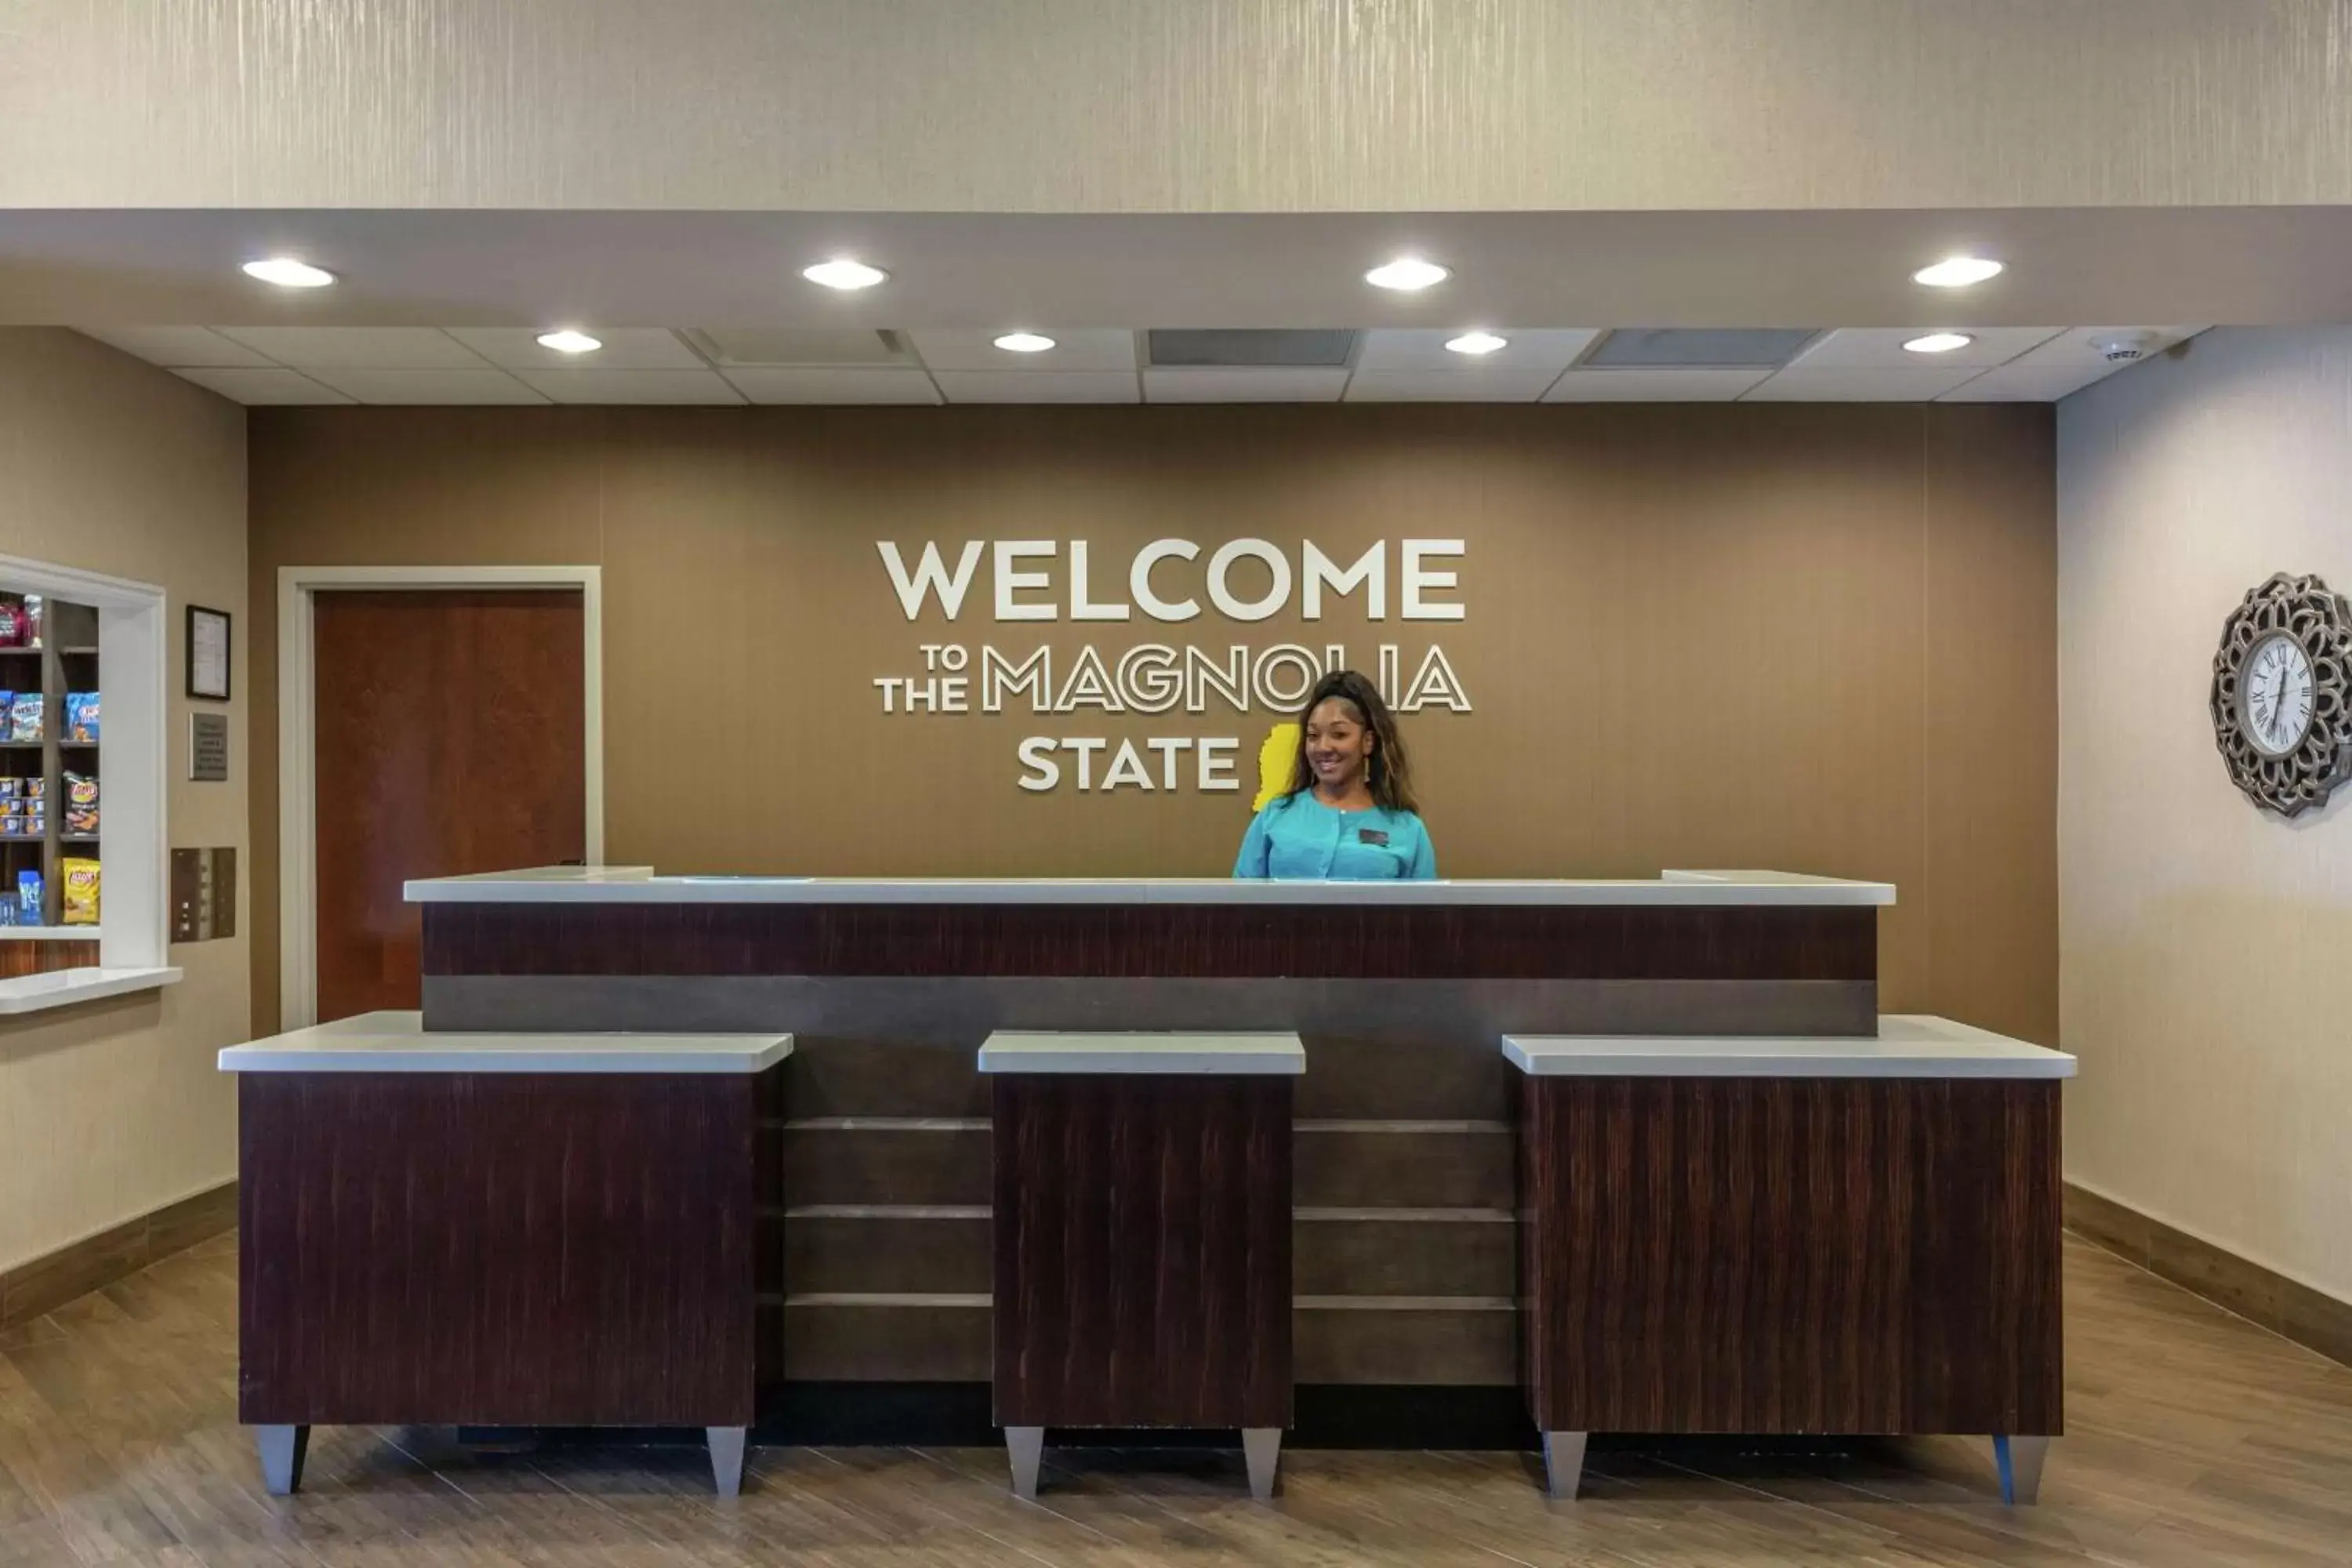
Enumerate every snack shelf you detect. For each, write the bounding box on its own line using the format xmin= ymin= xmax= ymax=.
xmin=1 ymin=592 xmax=100 ymax=928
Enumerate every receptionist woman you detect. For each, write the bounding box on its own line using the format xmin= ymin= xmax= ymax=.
xmin=1233 ymin=670 xmax=1436 ymax=880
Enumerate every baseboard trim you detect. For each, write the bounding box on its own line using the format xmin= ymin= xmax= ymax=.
xmin=2066 ymin=1181 xmax=2352 ymax=1368
xmin=0 ymin=1180 xmax=238 ymax=1329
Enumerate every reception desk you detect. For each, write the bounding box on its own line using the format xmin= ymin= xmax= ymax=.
xmin=228 ymin=866 xmax=2072 ymax=1499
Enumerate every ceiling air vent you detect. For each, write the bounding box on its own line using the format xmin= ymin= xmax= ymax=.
xmin=1146 ymin=329 xmax=1358 ymax=368
xmin=1584 ymin=329 xmax=1820 ymax=369
xmin=681 ymin=328 xmax=911 ymax=367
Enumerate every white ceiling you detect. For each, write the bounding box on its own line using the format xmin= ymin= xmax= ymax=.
xmin=78 ymin=325 xmax=2202 ymax=406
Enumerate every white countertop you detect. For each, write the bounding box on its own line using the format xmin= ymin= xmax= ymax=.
xmin=1502 ymin=1015 xmax=2074 ymax=1079
xmin=217 ymin=1011 xmax=793 ymax=1074
xmin=0 ymin=966 xmax=181 ymax=1016
xmin=0 ymin=926 xmax=102 ymax=942
xmin=406 ymin=866 xmax=1894 ymax=908
xmin=979 ymin=1031 xmax=1306 ymax=1075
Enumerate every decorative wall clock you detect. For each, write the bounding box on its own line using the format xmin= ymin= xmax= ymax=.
xmin=2210 ymin=572 xmax=2352 ymax=817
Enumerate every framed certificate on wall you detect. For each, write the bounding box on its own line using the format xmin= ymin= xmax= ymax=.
xmin=187 ymin=604 xmax=231 ymax=700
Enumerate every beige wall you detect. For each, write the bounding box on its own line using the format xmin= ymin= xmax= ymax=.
xmin=2060 ymin=328 xmax=2352 ymax=1306
xmin=248 ymin=403 xmax=2056 ymax=1045
xmin=6 ymin=1 xmax=2350 ymax=211
xmin=0 ymin=329 xmax=247 ymax=1273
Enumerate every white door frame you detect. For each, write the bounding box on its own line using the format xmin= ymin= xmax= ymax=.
xmin=278 ymin=564 xmax=604 ymax=1029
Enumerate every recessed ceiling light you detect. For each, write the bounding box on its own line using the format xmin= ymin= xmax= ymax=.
xmin=1445 ymin=331 xmax=1508 ymax=356
xmin=801 ymin=258 xmax=888 ymax=292
xmin=993 ymin=332 xmax=1055 ymax=354
xmin=535 ymin=329 xmax=603 ymax=355
xmin=241 ymin=257 xmax=336 ymax=289
xmin=1903 ymin=332 xmax=1974 ymax=354
xmin=1365 ymin=257 xmax=1450 ymax=292
xmin=1912 ymin=256 xmax=2004 ymax=289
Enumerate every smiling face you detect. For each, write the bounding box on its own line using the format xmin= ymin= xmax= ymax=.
xmin=1302 ymin=697 xmax=1377 ymax=793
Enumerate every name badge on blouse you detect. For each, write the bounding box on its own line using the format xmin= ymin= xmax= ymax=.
xmin=1357 ymin=828 xmax=1390 ymax=847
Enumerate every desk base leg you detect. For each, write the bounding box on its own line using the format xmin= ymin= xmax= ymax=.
xmin=1541 ymin=1431 xmax=1587 ymax=1500
xmin=1994 ymin=1435 xmax=2049 ymax=1504
xmin=1242 ymin=1428 xmax=1281 ymax=1501
xmin=256 ymin=1425 xmax=310 ymax=1497
xmin=1006 ymin=1426 xmax=1044 ymax=1501
xmin=706 ymin=1426 xmax=747 ymax=1498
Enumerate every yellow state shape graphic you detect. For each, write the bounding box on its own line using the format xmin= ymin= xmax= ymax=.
xmin=1253 ymin=722 xmax=1300 ymax=811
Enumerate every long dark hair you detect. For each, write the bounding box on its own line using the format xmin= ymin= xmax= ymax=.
xmin=1284 ymin=669 xmax=1421 ymax=814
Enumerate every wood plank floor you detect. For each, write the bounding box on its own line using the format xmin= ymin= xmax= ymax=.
xmin=0 ymin=1231 xmax=2347 ymax=1566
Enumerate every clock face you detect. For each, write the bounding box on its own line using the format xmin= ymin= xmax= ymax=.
xmin=2241 ymin=633 xmax=2316 ymax=757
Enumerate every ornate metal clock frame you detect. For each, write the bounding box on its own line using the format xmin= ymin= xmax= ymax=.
xmin=2210 ymin=572 xmax=2352 ymax=817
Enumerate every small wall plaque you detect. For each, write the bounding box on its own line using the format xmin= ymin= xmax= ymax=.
xmin=190 ymin=712 xmax=230 ymax=782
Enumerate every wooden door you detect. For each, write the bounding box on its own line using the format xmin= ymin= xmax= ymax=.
xmin=312 ymin=589 xmax=586 ymax=1022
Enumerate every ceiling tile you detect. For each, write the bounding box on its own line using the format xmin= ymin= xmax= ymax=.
xmin=1541 ymin=368 xmax=1772 ymax=402
xmin=1741 ymin=365 xmax=1986 ymax=401
xmin=79 ymin=326 xmax=275 ymax=368
xmin=1936 ymin=365 xmax=2111 ymax=402
xmin=1586 ymin=328 xmax=1820 ymax=368
xmin=1143 ymin=368 xmax=1348 ymax=403
xmin=171 ymin=367 xmax=353 ymax=405
xmin=909 ymin=330 xmax=1137 ymax=372
xmin=214 ymin=327 xmax=490 ymax=369
xmin=722 ymin=368 xmax=942 ymax=405
xmin=447 ymin=328 xmax=705 ymax=370
xmin=515 ymin=368 xmax=746 ymax=405
xmin=1788 ymin=327 xmax=2063 ymax=369
xmin=1352 ymin=329 xmax=1600 ymax=373
xmin=931 ymin=370 xmax=1138 ymax=404
xmin=1343 ymin=368 xmax=1559 ymax=402
xmin=301 ymin=366 xmax=548 ymax=404
xmin=2003 ymin=326 xmax=2205 ymax=372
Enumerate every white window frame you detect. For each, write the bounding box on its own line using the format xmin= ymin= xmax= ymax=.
xmin=0 ymin=553 xmax=170 ymax=971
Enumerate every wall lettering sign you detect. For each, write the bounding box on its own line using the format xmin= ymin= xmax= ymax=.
xmin=872 ymin=537 xmax=1474 ymax=794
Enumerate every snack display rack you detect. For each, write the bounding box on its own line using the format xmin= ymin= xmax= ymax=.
xmin=0 ymin=590 xmax=99 ymax=928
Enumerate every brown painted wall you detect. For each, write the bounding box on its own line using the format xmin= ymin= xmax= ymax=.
xmin=247 ymin=405 xmax=2056 ymax=1044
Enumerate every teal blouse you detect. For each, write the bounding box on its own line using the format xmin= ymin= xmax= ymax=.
xmin=1232 ymin=793 xmax=1438 ymax=881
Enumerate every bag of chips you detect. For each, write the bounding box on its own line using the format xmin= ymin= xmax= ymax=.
xmin=64 ymin=771 xmax=97 ymax=809
xmin=61 ymin=858 xmax=99 ymax=925
xmin=9 ymin=692 xmax=41 ymax=742
xmin=64 ymin=692 xmax=98 ymax=743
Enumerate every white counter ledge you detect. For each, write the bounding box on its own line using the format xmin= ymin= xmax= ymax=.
xmin=218 ymin=1011 xmax=792 ymax=1074
xmin=407 ymin=866 xmax=1895 ymax=908
xmin=0 ymin=966 xmax=182 ymax=1016
xmin=980 ymin=1031 xmax=1305 ymax=1075
xmin=1503 ymin=1015 xmax=2074 ymax=1079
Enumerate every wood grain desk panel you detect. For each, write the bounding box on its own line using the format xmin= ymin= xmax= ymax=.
xmin=993 ymin=1075 xmax=1291 ymax=1428
xmin=1519 ymin=1076 xmax=2063 ymax=1436
xmin=238 ymin=1069 xmax=772 ymax=1427
xmin=423 ymin=902 xmax=1876 ymax=982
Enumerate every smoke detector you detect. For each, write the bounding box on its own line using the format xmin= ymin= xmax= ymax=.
xmin=2088 ymin=331 xmax=2156 ymax=364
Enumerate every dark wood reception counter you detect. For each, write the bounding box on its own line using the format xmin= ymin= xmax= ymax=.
xmin=401 ymin=866 xmax=1893 ymax=1426
xmin=224 ymin=865 xmax=2072 ymax=1502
